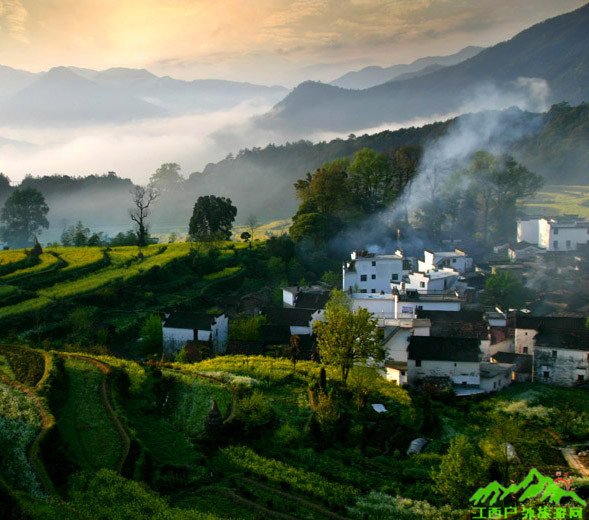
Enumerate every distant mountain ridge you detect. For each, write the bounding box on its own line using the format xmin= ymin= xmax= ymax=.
xmin=262 ymin=3 xmax=589 ymax=134
xmin=330 ymin=46 xmax=484 ymax=89
xmin=0 ymin=65 xmax=289 ymax=126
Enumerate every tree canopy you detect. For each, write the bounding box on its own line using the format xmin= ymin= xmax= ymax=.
xmin=0 ymin=187 xmax=49 ymax=247
xmin=189 ymin=195 xmax=237 ymax=242
xmin=314 ymin=290 xmax=383 ymax=384
xmin=149 ymin=163 xmax=183 ymax=189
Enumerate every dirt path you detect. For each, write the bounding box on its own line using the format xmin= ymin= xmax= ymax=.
xmin=0 ymin=373 xmax=56 ymax=497
xmin=560 ymin=446 xmax=589 ymax=477
xmin=213 ymin=487 xmax=300 ymax=520
xmin=62 ymin=354 xmax=131 ymax=474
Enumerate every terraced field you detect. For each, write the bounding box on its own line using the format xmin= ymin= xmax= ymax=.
xmin=519 ymin=184 xmax=589 ymax=218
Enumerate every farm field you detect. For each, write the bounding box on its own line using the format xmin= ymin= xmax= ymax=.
xmin=519 ymin=184 xmax=589 ymax=218
xmin=55 ymin=358 xmax=123 ymax=472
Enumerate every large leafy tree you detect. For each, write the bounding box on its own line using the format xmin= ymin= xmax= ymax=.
xmin=483 ymin=271 xmax=528 ymax=310
xmin=349 ymin=148 xmax=394 ymax=213
xmin=314 ymin=290 xmax=383 ymax=384
xmin=0 ymin=187 xmax=49 ymax=247
xmin=189 ymin=195 xmax=237 ymax=242
xmin=149 ymin=163 xmax=183 ymax=189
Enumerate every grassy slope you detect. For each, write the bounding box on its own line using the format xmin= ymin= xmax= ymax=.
xmin=519 ymin=184 xmax=589 ymax=218
xmin=57 ymin=358 xmax=122 ymax=471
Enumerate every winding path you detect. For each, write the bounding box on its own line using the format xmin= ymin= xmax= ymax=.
xmin=61 ymin=354 xmax=131 ymax=474
xmin=560 ymin=446 xmax=589 ymax=477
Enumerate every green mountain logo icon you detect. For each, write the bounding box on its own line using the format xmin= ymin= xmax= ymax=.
xmin=470 ymin=468 xmax=587 ymax=507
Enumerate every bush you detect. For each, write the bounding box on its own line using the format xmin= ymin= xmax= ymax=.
xmin=234 ymin=390 xmax=274 ymax=435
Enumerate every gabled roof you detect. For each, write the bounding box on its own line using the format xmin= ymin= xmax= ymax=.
xmin=261 ymin=307 xmax=314 ymax=327
xmin=294 ymin=291 xmax=330 ymax=310
xmin=417 ymin=310 xmax=489 ymax=340
xmin=408 ymin=336 xmax=480 ymax=362
xmin=163 ymin=312 xmax=218 ymax=330
xmin=516 ymin=314 xmax=587 ymax=331
xmin=491 ymin=352 xmax=532 ymax=373
xmin=509 ymin=241 xmax=541 ymax=251
xmin=535 ymin=330 xmax=589 ymax=351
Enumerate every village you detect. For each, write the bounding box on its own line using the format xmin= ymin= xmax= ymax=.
xmin=161 ymin=214 xmax=589 ymax=395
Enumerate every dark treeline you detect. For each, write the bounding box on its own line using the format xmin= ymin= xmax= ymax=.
xmin=0 ymin=103 xmax=587 ymax=234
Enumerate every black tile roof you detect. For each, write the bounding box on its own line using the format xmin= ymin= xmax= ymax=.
xmin=417 ymin=310 xmax=484 ymax=323
xmin=262 ymin=307 xmax=314 ymax=327
xmin=260 ymin=324 xmax=291 ymax=343
xmin=408 ymin=336 xmax=481 ymax=362
xmin=294 ymin=291 xmax=330 ymax=310
xmin=516 ymin=314 xmax=587 ymax=331
xmin=491 ymin=352 xmax=532 ymax=373
xmin=163 ymin=312 xmax=217 ymax=330
xmin=535 ymin=330 xmax=589 ymax=351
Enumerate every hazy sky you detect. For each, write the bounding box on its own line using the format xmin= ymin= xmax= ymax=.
xmin=0 ymin=0 xmax=586 ymax=86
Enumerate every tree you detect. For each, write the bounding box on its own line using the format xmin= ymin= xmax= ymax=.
xmin=245 ymin=214 xmax=259 ymax=241
xmin=240 ymin=231 xmax=251 ymax=247
xmin=314 ymin=290 xmax=383 ymax=384
xmin=349 ymin=148 xmax=394 ymax=213
xmin=483 ymin=271 xmax=527 ymax=310
xmin=434 ymin=435 xmax=488 ymax=507
xmin=149 ymin=163 xmax=183 ymax=189
xmin=188 ymin=195 xmax=237 ymax=242
xmin=129 ymin=186 xmax=159 ymax=247
xmin=0 ymin=187 xmax=49 ymax=247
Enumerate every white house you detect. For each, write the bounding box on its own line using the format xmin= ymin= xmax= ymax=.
xmin=517 ymin=216 xmax=541 ymax=244
xmin=261 ymin=307 xmax=323 ymax=335
xmin=282 ymin=285 xmax=330 ymax=309
xmin=406 ymin=336 xmax=482 ymax=386
xmin=479 ymin=362 xmax=514 ymax=392
xmin=418 ymin=249 xmax=473 ymax=274
xmin=508 ymin=242 xmax=545 ymax=262
xmin=533 ymin=328 xmax=589 ymax=386
xmin=404 ymin=268 xmax=461 ymax=293
xmin=538 ymin=216 xmax=589 ymax=252
xmin=343 ymin=250 xmax=404 ymax=294
xmin=514 ymin=315 xmax=587 ymax=355
xmin=382 ymin=319 xmax=431 ymax=362
xmin=350 ymin=291 xmax=462 ymax=320
xmin=163 ymin=312 xmax=228 ymax=354
xmin=385 ymin=360 xmax=408 ymax=385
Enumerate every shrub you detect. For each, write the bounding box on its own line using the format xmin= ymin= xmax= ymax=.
xmin=234 ymin=390 xmax=274 ymax=435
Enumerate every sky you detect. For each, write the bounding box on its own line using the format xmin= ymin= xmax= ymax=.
xmin=0 ymin=0 xmax=586 ymax=86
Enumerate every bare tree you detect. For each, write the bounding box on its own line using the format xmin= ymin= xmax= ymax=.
xmin=129 ymin=186 xmax=159 ymax=247
xmin=246 ymin=214 xmax=259 ymax=241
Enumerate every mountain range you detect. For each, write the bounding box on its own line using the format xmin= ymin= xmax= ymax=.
xmin=258 ymin=3 xmax=589 ymax=135
xmin=329 ymin=46 xmax=484 ymax=89
xmin=0 ymin=66 xmax=288 ymax=126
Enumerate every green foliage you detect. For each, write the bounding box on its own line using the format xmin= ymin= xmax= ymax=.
xmin=0 ymin=187 xmax=49 ymax=247
xmin=314 ymin=290 xmax=383 ymax=383
xmin=139 ymin=314 xmax=163 ymax=355
xmin=0 ymin=344 xmax=45 ymax=387
xmin=67 ymin=469 xmax=220 ymax=520
xmin=149 ymin=163 xmax=183 ymax=189
xmin=434 ymin=435 xmax=488 ymax=506
xmin=219 ymin=446 xmax=357 ymax=506
xmin=0 ymin=383 xmax=41 ymax=426
xmin=349 ymin=492 xmax=466 ymax=520
xmin=483 ymin=270 xmax=527 ymax=309
xmin=229 ymin=314 xmax=267 ymax=340
xmin=313 ymin=391 xmax=340 ymax=437
xmin=234 ymin=390 xmax=275 ymax=434
xmin=189 ymin=195 xmax=237 ymax=242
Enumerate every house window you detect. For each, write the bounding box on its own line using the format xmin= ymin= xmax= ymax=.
xmin=454 ymin=363 xmax=457 ymax=367
xmin=578 ymin=375 xmax=585 ymax=381
xmin=371 ymin=261 xmax=376 ymax=266
xmin=452 ymin=258 xmax=456 ymax=263
xmin=543 ymin=371 xmax=549 ymax=378
xmin=420 ymin=281 xmax=425 ymax=288
xmin=360 ymin=275 xmax=367 ymax=281
xmin=566 ymin=240 xmax=571 ymax=248
xmin=523 ymin=347 xmax=528 ymax=354
xmin=553 ymin=240 xmax=558 ymax=249
xmin=392 ymin=274 xmax=398 ymax=281
xmin=415 ymin=360 xmax=421 ymax=367
xmin=371 ymin=289 xmax=376 ymax=293
xmin=401 ymin=371 xmax=405 ymax=376
xmin=371 ymin=274 xmax=376 ymax=279
xmin=360 ymin=289 xmax=367 ymax=293
xmin=552 ymin=350 xmax=557 ymax=358
xmin=554 ymin=228 xmax=559 ymax=235
xmin=493 ymin=382 xmax=497 ymax=389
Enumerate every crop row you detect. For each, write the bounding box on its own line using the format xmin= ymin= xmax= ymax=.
xmin=1 ymin=253 xmax=61 ymax=283
xmin=0 ymin=344 xmax=46 ymax=387
xmin=219 ymin=446 xmax=357 ymax=507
